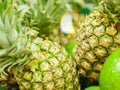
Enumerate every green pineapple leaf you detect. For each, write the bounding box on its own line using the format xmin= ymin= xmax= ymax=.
xmin=0 ymin=0 xmax=29 ymax=77
xmin=18 ymin=0 xmax=70 ymax=36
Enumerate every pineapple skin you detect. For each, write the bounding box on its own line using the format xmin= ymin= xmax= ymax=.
xmin=75 ymin=7 xmax=120 ymax=88
xmin=14 ymin=38 xmax=80 ymax=90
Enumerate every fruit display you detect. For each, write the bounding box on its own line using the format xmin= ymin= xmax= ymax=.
xmin=100 ymin=48 xmax=120 ymax=90
xmin=0 ymin=0 xmax=80 ymax=90
xmin=75 ymin=0 xmax=120 ymax=89
xmin=1 ymin=0 xmax=120 ymax=90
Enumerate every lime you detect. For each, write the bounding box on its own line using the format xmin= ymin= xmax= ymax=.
xmin=65 ymin=41 xmax=77 ymax=58
xmin=0 ymin=86 xmax=5 ymax=90
xmin=84 ymin=86 xmax=100 ymax=90
xmin=100 ymin=48 xmax=120 ymax=90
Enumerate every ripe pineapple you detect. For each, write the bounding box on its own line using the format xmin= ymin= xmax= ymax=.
xmin=75 ymin=0 xmax=120 ymax=88
xmin=15 ymin=38 xmax=80 ymax=90
xmin=0 ymin=1 xmax=80 ymax=90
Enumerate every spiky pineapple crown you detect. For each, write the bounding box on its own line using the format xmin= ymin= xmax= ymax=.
xmin=0 ymin=0 xmax=30 ymax=77
xmin=96 ymin=0 xmax=120 ymax=23
xmin=19 ymin=0 xmax=69 ymax=35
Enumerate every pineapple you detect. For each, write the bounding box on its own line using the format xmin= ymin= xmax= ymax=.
xmin=15 ymin=38 xmax=80 ymax=90
xmin=75 ymin=0 xmax=120 ymax=89
xmin=18 ymin=0 xmax=69 ymax=39
xmin=0 ymin=0 xmax=80 ymax=90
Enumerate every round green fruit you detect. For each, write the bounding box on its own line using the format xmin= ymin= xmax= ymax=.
xmin=0 ymin=86 xmax=5 ymax=90
xmin=100 ymin=48 xmax=120 ymax=90
xmin=84 ymin=86 xmax=100 ymax=90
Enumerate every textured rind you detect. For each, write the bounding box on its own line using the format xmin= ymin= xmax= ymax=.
xmin=76 ymin=7 xmax=120 ymax=88
xmin=15 ymin=38 xmax=80 ymax=90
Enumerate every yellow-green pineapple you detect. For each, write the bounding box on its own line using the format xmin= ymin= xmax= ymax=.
xmin=75 ymin=0 xmax=120 ymax=89
xmin=15 ymin=38 xmax=80 ymax=90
